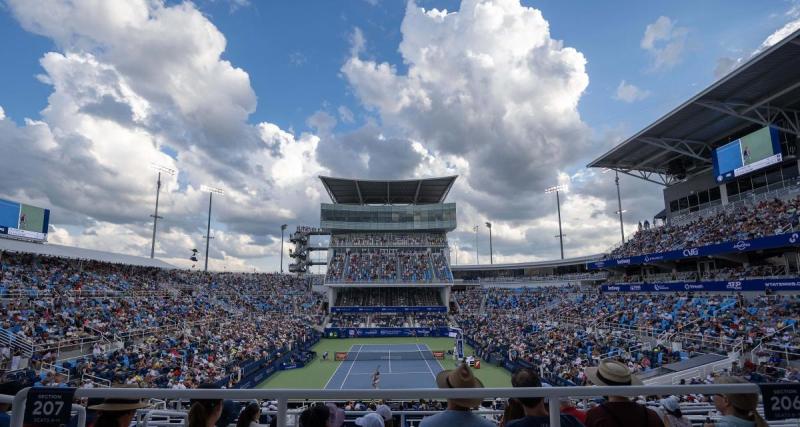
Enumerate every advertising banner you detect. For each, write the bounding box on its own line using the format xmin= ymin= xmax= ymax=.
xmin=331 ymin=306 xmax=447 ymax=313
xmin=588 ymin=232 xmax=800 ymax=269
xmin=601 ymin=278 xmax=800 ymax=293
xmin=324 ymin=327 xmax=450 ymax=338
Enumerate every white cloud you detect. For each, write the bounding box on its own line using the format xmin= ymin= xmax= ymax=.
xmin=349 ymin=27 xmax=366 ymax=57
xmin=338 ymin=105 xmax=355 ymax=124
xmin=0 ymin=106 xmax=5 ymax=121
xmin=2 ymin=0 xmax=329 ymax=272
xmin=757 ymin=5 xmax=800 ymax=52
xmin=613 ymin=80 xmax=650 ymax=103
xmin=641 ymin=16 xmax=688 ymax=70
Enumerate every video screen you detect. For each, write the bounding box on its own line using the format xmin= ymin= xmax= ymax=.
xmin=0 ymin=198 xmax=50 ymax=241
xmin=712 ymin=126 xmax=782 ymax=183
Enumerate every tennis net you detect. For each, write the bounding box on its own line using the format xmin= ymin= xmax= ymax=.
xmin=335 ymin=350 xmax=445 ymax=361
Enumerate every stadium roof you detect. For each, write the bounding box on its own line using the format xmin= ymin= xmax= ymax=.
xmin=451 ymin=253 xmax=601 ymax=271
xmin=589 ymin=28 xmax=800 ymax=186
xmin=0 ymin=238 xmax=176 ymax=269
xmin=319 ymin=176 xmax=457 ymax=205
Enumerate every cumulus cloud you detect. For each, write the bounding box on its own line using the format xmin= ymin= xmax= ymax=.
xmin=641 ymin=16 xmax=688 ymax=70
xmin=2 ymin=0 xmax=327 ymax=271
xmin=613 ymin=80 xmax=650 ymax=103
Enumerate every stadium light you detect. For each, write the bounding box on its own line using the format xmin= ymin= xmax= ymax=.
xmin=544 ymin=185 xmax=567 ymax=259
xmin=603 ymin=169 xmax=626 ymax=244
xmin=473 ymin=225 xmax=479 ymax=264
xmin=280 ymin=224 xmax=288 ymax=273
xmin=485 ymin=222 xmax=493 ymax=264
xmin=149 ymin=164 xmax=176 ymax=259
xmin=200 ymin=185 xmax=224 ymax=272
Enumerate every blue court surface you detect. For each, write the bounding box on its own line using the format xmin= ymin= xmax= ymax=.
xmin=324 ymin=343 xmax=445 ymax=389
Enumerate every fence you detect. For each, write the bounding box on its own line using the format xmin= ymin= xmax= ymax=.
xmin=7 ymin=383 xmax=781 ymax=427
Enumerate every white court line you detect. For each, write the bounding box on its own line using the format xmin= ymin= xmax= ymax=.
xmin=323 ymin=344 xmax=353 ymax=390
xmin=339 ymin=344 xmax=362 ymax=390
xmin=416 ymin=343 xmax=438 ymax=383
xmin=388 ymin=347 xmax=392 ymax=373
xmin=348 ymin=371 xmax=433 ymax=375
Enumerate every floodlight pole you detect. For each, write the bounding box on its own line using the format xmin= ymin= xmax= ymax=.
xmin=149 ymin=165 xmax=174 ymax=259
xmin=150 ymin=172 xmax=163 ymax=259
xmin=473 ymin=225 xmax=479 ymax=264
xmin=546 ymin=185 xmax=566 ymax=260
xmin=615 ymin=171 xmax=625 ymax=244
xmin=485 ymin=222 xmax=493 ymax=264
xmin=280 ymin=224 xmax=288 ymax=273
xmin=205 ymin=192 xmax=213 ymax=272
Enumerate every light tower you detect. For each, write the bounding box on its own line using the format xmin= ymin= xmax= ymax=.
xmin=149 ymin=164 xmax=175 ymax=259
xmin=545 ymin=184 xmax=567 ymax=259
xmin=200 ymin=185 xmax=224 ymax=272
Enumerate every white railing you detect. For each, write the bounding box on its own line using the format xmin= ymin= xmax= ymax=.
xmin=8 ymin=383 xmax=774 ymax=427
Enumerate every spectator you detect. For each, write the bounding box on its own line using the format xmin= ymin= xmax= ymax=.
xmin=559 ymin=399 xmax=587 ymax=425
xmin=188 ymin=395 xmax=224 ymax=427
xmin=89 ymin=396 xmax=150 ymax=427
xmin=0 ymin=381 xmax=24 ymax=427
xmin=653 ymin=397 xmax=690 ymax=427
xmin=704 ymin=376 xmax=767 ymax=427
xmin=298 ymin=404 xmax=330 ymax=427
xmin=376 ymin=404 xmax=394 ymax=427
xmin=419 ymin=364 xmax=494 ymax=427
xmin=507 ymin=368 xmax=583 ymax=427
xmin=355 ymin=413 xmax=384 ymax=427
xmin=237 ymin=403 xmax=268 ymax=427
xmin=325 ymin=403 xmax=344 ymax=427
xmin=500 ymin=399 xmax=525 ymax=427
xmin=584 ymin=360 xmax=663 ymax=427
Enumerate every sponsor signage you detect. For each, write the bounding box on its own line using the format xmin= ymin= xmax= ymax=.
xmin=601 ymin=279 xmax=800 ymax=293
xmin=330 ymin=306 xmax=447 ymax=313
xmin=324 ymin=327 xmax=450 ymax=338
xmin=588 ymin=233 xmax=800 ymax=269
xmin=24 ymin=387 xmax=76 ymax=427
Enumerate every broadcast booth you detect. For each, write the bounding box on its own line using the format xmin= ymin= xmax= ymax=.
xmin=318 ymin=176 xmax=459 ymax=339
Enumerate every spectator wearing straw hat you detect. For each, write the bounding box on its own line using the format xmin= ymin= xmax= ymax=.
xmin=88 ymin=396 xmax=150 ymax=427
xmin=584 ymin=360 xmax=663 ymax=427
xmin=376 ymin=404 xmax=394 ymax=427
xmin=419 ymin=363 xmax=494 ymax=427
xmin=507 ymin=368 xmax=584 ymax=427
xmin=355 ymin=413 xmax=384 ymax=427
xmin=704 ymin=376 xmax=767 ymax=427
xmin=653 ymin=397 xmax=690 ymax=427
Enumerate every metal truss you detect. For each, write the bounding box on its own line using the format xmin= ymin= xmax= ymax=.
xmin=695 ymin=99 xmax=800 ymax=136
xmin=610 ymin=168 xmax=677 ymax=186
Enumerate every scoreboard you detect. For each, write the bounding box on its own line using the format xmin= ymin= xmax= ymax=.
xmin=0 ymin=199 xmax=50 ymax=242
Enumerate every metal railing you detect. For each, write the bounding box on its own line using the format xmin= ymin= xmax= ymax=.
xmin=8 ymin=383 xmax=774 ymax=427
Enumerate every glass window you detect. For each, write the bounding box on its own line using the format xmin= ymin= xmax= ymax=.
xmin=698 ymin=190 xmax=709 ymax=204
xmin=739 ymin=177 xmax=752 ymax=193
xmin=782 ymin=163 xmax=799 ymax=179
xmin=688 ymin=194 xmax=699 ymax=207
xmin=670 ymin=200 xmax=679 ymax=212
xmin=752 ymin=173 xmax=767 ymax=189
xmin=710 ymin=187 xmax=721 ymax=201
xmin=726 ymin=181 xmax=739 ymax=196
xmin=766 ymin=168 xmax=782 ymax=185
xmin=678 ymin=197 xmax=688 ymax=210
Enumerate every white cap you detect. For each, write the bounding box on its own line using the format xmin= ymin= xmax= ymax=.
xmin=376 ymin=404 xmax=392 ymax=421
xmin=355 ymin=413 xmax=384 ymax=427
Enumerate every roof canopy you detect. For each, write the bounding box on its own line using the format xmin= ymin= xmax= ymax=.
xmin=319 ymin=176 xmax=457 ymax=205
xmin=0 ymin=238 xmax=175 ymax=269
xmin=589 ymin=28 xmax=800 ymax=186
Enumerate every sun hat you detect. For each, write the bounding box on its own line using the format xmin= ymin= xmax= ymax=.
xmin=435 ymin=363 xmax=485 ymax=408
xmin=326 ymin=403 xmax=345 ymax=427
xmin=354 ymin=412 xmax=384 ymax=427
xmin=585 ymin=359 xmax=643 ymax=386
xmin=714 ymin=376 xmax=759 ymax=413
xmin=88 ymin=385 xmax=151 ymax=411
xmin=660 ymin=396 xmax=680 ymax=412
xmin=375 ymin=404 xmax=392 ymax=421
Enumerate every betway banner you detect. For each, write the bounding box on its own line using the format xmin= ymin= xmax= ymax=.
xmin=589 ymin=232 xmax=800 ymax=270
xmin=331 ymin=306 xmax=447 ymax=313
xmin=601 ymin=278 xmax=800 ymax=293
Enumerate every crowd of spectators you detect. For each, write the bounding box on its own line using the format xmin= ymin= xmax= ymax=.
xmin=609 ymin=196 xmax=800 ymax=259
xmin=609 ymin=264 xmax=792 ymax=284
xmin=335 ymin=288 xmax=442 ymax=307
xmin=0 ymin=252 xmax=324 ymax=388
xmin=326 ymin=249 xmax=452 ymax=283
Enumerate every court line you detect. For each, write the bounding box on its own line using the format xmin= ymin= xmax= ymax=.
xmin=387 ymin=346 xmax=392 ymax=373
xmin=347 ymin=371 xmax=434 ymax=375
xmin=339 ymin=344 xmax=362 ymax=390
xmin=416 ymin=343 xmax=438 ymax=384
xmin=323 ymin=344 xmax=354 ymax=390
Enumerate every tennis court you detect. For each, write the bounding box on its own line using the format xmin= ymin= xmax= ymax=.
xmin=324 ymin=343 xmax=445 ymax=389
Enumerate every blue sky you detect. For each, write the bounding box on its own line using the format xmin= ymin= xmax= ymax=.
xmin=0 ymin=0 xmax=798 ymax=270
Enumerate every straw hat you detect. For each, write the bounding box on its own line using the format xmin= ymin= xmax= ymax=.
xmin=715 ymin=376 xmax=759 ymax=413
xmin=585 ymin=360 xmax=642 ymax=386
xmin=435 ymin=363 xmax=484 ymax=408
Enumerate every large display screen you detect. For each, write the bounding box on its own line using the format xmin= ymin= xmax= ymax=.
xmin=0 ymin=199 xmax=50 ymax=241
xmin=712 ymin=126 xmax=782 ymax=183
